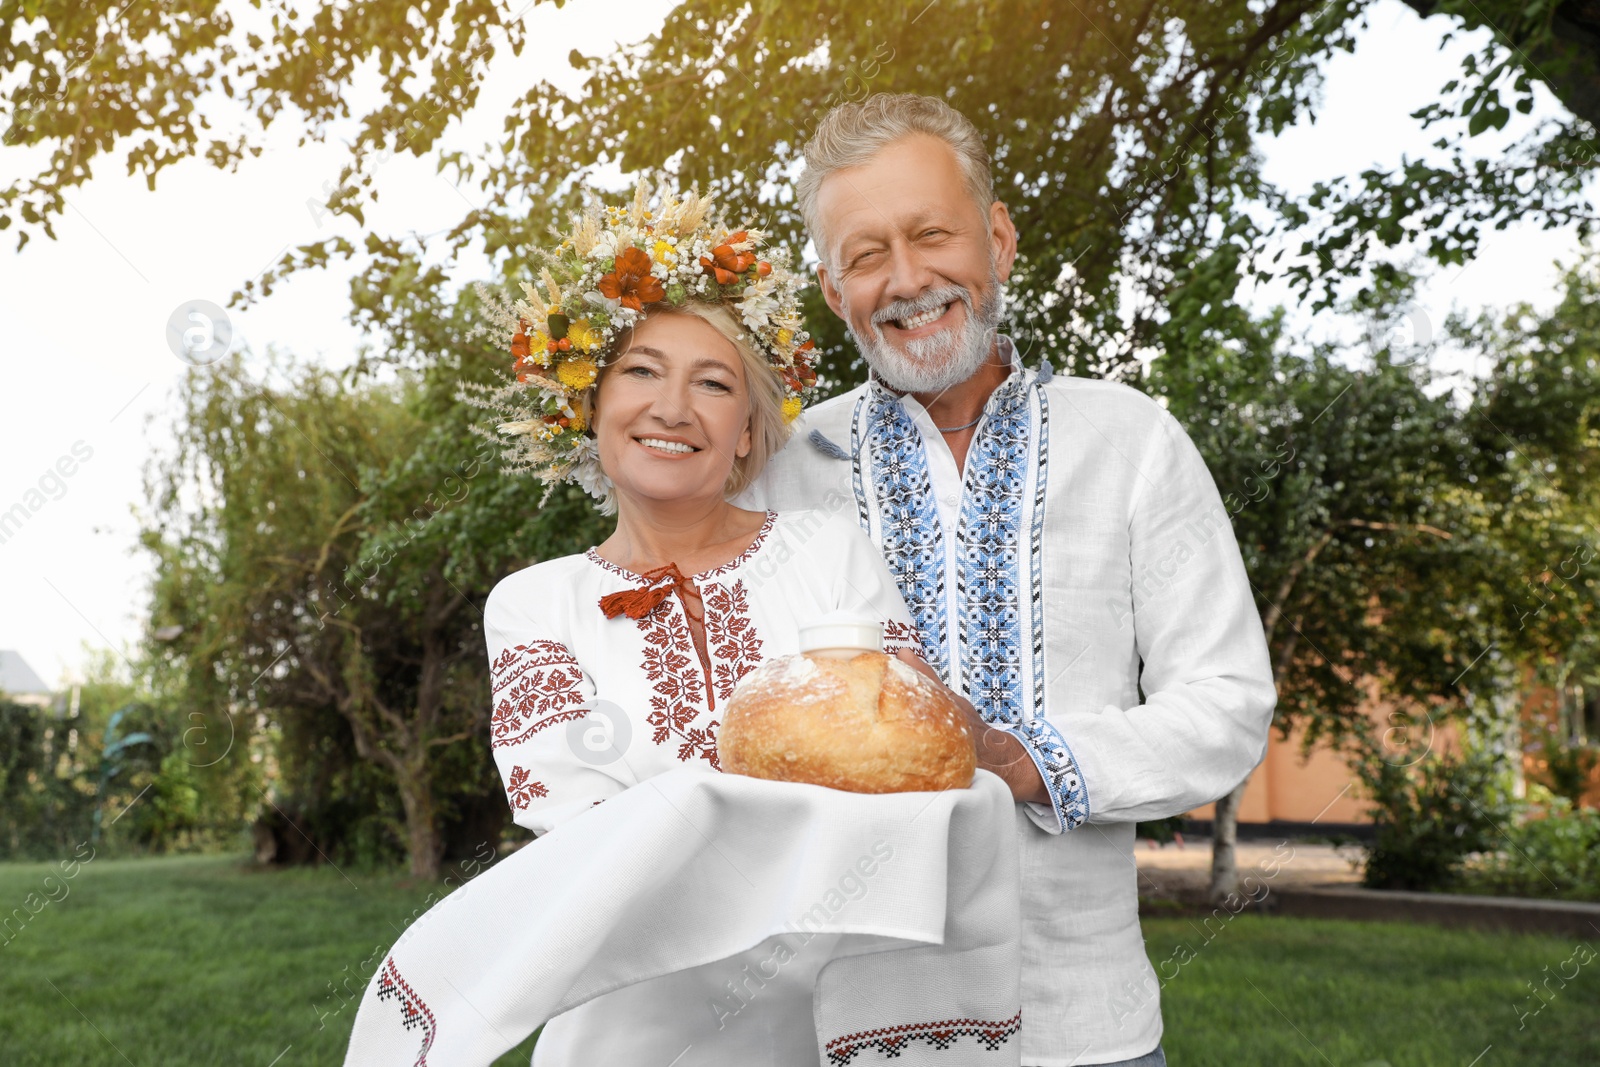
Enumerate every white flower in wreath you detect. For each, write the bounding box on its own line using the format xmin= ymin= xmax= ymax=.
xmin=589 ymin=229 xmax=619 ymax=262
xmin=739 ymin=276 xmax=781 ymax=331
xmin=585 ymin=288 xmax=622 ymax=315
xmin=569 ymin=437 xmax=617 ymax=515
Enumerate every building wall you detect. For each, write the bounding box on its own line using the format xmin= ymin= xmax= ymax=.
xmin=1186 ymin=684 xmax=1461 ymax=826
xmin=1185 ymin=679 xmax=1600 ymax=825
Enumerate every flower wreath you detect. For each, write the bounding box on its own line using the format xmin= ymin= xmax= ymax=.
xmin=467 ymin=180 xmax=817 ymax=512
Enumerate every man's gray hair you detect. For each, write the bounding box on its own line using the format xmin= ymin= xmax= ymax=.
xmin=796 ymin=93 xmax=996 ymax=264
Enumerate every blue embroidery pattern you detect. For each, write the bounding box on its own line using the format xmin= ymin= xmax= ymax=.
xmin=850 ymin=395 xmax=870 ymax=532
xmin=1030 ymin=388 xmax=1050 ymax=717
xmin=863 ymin=387 xmax=950 ymax=679
xmin=1010 ymin=716 xmax=1089 ymax=830
xmin=857 ymin=359 xmax=1090 ymax=832
xmin=954 ymin=374 xmax=1090 ymax=832
xmin=956 ymin=377 xmax=1031 ymax=725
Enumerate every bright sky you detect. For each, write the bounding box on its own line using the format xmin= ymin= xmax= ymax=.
xmin=0 ymin=0 xmax=1588 ymax=686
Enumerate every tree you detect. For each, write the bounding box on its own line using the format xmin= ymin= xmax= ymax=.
xmin=1152 ymin=309 xmax=1489 ymax=897
xmin=0 ymin=698 xmax=93 ymax=858
xmin=4 ymin=2 xmax=1594 ymax=372
xmin=142 ymin=284 xmax=608 ymax=876
xmin=144 ymin=352 xmax=417 ymax=868
xmin=1150 ymin=252 xmax=1600 ymax=899
xmin=1397 ymin=1 xmax=1600 ymax=131
xmin=1451 ymin=252 xmax=1600 ymax=790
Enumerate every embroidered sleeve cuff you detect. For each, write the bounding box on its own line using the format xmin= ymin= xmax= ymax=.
xmin=1000 ymin=717 xmax=1090 ymax=834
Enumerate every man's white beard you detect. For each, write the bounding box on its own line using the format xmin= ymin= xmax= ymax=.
xmin=845 ymin=275 xmax=1004 ymax=395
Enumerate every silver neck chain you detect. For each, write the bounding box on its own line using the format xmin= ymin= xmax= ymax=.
xmin=935 ymin=414 xmax=983 ymax=433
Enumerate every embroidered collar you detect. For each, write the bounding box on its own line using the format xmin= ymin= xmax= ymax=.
xmin=585 ymin=511 xmax=778 ymax=585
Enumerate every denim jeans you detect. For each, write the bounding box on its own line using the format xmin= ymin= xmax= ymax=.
xmin=1032 ymin=1046 xmax=1167 ymax=1067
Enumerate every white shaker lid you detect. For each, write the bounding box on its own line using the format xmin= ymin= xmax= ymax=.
xmin=798 ymin=613 xmax=884 ymax=654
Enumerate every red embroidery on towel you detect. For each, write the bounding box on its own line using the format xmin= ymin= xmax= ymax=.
xmin=376 ymin=957 xmax=436 ymax=1066
xmin=490 ymin=640 xmax=589 ymax=749
xmin=824 ymin=1010 xmax=1021 ymax=1064
xmin=505 ymin=766 xmax=549 ymax=810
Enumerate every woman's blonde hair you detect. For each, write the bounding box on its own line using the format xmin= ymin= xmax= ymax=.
xmin=597 ymin=301 xmax=793 ymax=503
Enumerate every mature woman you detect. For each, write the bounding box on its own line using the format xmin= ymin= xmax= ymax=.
xmin=470 ymin=185 xmax=996 ymax=1062
xmin=477 ymin=187 xmax=961 ymax=848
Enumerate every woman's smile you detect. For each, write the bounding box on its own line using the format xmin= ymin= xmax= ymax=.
xmin=634 ymin=435 xmax=702 ymax=457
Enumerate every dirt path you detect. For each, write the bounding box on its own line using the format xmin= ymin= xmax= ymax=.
xmin=1134 ymin=837 xmax=1366 ymax=901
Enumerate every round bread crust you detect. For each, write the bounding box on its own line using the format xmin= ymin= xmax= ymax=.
xmin=720 ymin=653 xmax=976 ymax=793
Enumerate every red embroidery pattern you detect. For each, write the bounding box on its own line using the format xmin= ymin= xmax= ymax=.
xmin=490 ymin=640 xmax=588 ymax=749
xmin=376 ymin=957 xmax=436 ymax=1066
xmin=635 ymin=599 xmax=721 ymax=768
xmin=583 ymin=512 xmax=776 ymax=584
xmin=824 ymin=1010 xmax=1020 ymax=1064
xmin=704 ymin=579 xmax=764 ymax=705
xmin=584 ymin=514 xmax=777 ymax=770
xmin=881 ymin=619 xmax=925 ymax=657
xmin=505 ymin=765 xmax=549 ymax=810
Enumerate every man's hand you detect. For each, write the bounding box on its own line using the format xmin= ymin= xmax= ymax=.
xmin=892 ymin=649 xmax=1050 ymax=806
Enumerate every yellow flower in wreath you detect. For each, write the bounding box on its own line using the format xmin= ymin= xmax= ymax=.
xmin=556 ymin=358 xmax=600 ymax=391
xmin=567 ymin=318 xmax=602 ymax=353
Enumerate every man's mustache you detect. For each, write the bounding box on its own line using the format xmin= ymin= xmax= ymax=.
xmin=870 ymin=285 xmax=973 ymax=329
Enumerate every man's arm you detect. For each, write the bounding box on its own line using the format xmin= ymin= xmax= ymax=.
xmin=1024 ymin=405 xmax=1277 ymax=833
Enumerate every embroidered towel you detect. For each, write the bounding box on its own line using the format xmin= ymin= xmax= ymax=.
xmin=342 ymin=768 xmax=1022 ymax=1066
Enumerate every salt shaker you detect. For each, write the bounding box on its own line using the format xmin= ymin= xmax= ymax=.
xmin=797 ymin=612 xmax=884 ymax=660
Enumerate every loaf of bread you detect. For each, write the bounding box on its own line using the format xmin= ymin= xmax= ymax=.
xmin=719 ymin=652 xmax=976 ymax=793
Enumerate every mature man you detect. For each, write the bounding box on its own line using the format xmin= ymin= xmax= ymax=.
xmin=741 ymin=94 xmax=1276 ymax=1066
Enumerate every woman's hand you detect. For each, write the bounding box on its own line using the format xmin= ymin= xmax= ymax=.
xmin=892 ymin=649 xmax=1050 ymax=805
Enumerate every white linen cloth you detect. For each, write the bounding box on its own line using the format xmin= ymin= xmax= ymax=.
xmin=482 ymin=509 xmax=924 ymax=835
xmin=737 ymin=337 xmax=1277 ymax=1063
xmin=342 ymin=768 xmax=1023 ymax=1066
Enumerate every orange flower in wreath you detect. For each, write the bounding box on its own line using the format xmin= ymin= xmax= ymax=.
xmin=597 ymin=247 xmax=666 ymax=311
xmin=511 ymin=319 xmax=536 ymax=381
xmin=699 ymin=230 xmax=757 ymax=285
xmin=782 ymin=352 xmax=818 ymax=395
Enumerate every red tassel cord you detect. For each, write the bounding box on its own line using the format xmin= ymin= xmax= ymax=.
xmin=598 ymin=562 xmax=716 ymax=709
xmin=598 ymin=563 xmax=702 ymax=622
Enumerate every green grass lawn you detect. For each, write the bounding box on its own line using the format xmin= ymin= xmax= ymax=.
xmin=1143 ymin=906 xmax=1599 ymax=1066
xmin=1 ymin=854 xmax=1595 ymax=1066
xmin=0 ymin=854 xmax=540 ymax=1067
